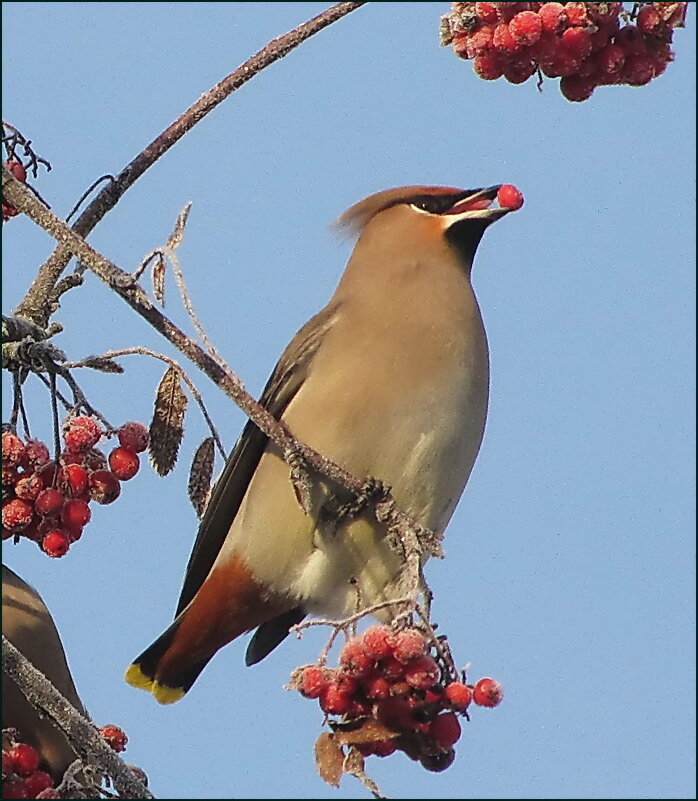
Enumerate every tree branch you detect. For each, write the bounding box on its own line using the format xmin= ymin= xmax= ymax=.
xmin=2 ymin=635 xmax=153 ymax=799
xmin=12 ymin=1 xmax=365 ymax=327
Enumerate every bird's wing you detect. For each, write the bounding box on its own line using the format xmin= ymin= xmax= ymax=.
xmin=175 ymin=300 xmax=341 ymax=616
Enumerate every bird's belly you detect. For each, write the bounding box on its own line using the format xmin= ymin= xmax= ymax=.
xmin=225 ymin=342 xmax=488 ymax=618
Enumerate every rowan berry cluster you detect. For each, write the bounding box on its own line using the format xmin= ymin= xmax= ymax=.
xmin=292 ymin=626 xmax=503 ymax=773
xmin=441 ymin=2 xmax=688 ymax=101
xmin=1 ymin=740 xmax=55 ymax=799
xmin=2 ymin=160 xmax=26 ymax=221
xmin=1 ymin=725 xmax=137 ymax=799
xmin=2 ymin=419 xmax=149 ymax=558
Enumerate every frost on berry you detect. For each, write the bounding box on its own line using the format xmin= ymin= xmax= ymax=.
xmin=61 ymin=499 xmax=91 ymax=529
xmin=99 ymin=724 xmax=128 ymax=753
xmin=21 ymin=440 xmax=50 ymax=470
xmin=472 ymin=676 xmax=504 ymax=708
xmin=319 ymin=682 xmax=353 ymax=716
xmin=403 ymin=655 xmax=440 ymax=690
xmin=14 ymin=473 xmax=44 ymax=502
xmin=64 ymin=416 xmax=102 ymax=452
xmin=393 ymin=629 xmax=428 ymax=663
xmin=361 ymin=625 xmax=394 ymax=660
xmin=2 ymin=431 xmax=26 ymax=465
xmin=444 ymin=681 xmax=473 ymax=711
xmin=509 ymin=11 xmax=543 ymax=47
xmin=299 ymin=665 xmax=329 ymax=699
xmin=35 ymin=488 xmax=64 ymax=517
xmin=2 ymin=498 xmax=34 ymax=531
xmin=22 ymin=770 xmax=54 ymax=797
xmin=41 ymin=529 xmax=71 ymax=558
xmin=117 ymin=421 xmax=150 ymax=453
xmin=339 ymin=638 xmax=373 ymax=677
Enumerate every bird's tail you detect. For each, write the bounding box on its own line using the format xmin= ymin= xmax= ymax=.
xmin=125 ymin=555 xmax=296 ymax=703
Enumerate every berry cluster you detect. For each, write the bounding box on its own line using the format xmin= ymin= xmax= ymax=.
xmin=2 ymin=419 xmax=149 ymax=558
xmin=2 ymin=725 xmax=136 ymax=799
xmin=1 ymin=740 xmax=55 ymax=799
xmin=441 ymin=2 xmax=688 ymax=101
xmin=292 ymin=626 xmax=502 ymax=773
xmin=2 ymin=160 xmax=27 ymax=221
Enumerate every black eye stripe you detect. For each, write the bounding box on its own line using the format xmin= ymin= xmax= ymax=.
xmin=408 ymin=194 xmax=465 ymax=214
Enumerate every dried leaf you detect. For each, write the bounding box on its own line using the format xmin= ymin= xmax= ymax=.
xmin=334 ymin=719 xmax=398 ymax=747
xmin=314 ymin=732 xmax=344 ymax=788
xmin=80 ymin=355 xmax=124 ymax=374
xmin=152 ymin=253 xmax=166 ymax=306
xmin=166 ymin=202 xmax=192 ymax=250
xmin=149 ymin=366 xmax=188 ymax=476
xmin=188 ymin=437 xmax=215 ymax=518
xmin=343 ymin=747 xmax=385 ymax=798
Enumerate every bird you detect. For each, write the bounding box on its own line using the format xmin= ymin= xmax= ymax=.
xmin=3 ymin=565 xmax=87 ymax=782
xmin=126 ymin=183 xmax=516 ymax=705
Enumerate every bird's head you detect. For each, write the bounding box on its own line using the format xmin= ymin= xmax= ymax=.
xmin=335 ymin=184 xmax=519 ymax=272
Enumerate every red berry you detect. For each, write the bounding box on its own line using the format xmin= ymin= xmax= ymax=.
xmin=20 ymin=440 xmax=50 ymax=471
xmin=403 ymin=655 xmax=440 ymax=689
xmin=474 ymin=2 xmax=498 ymax=24
xmin=14 ymin=474 xmax=44 ymax=502
xmin=614 ymin=25 xmax=646 ymax=57
xmin=61 ymin=499 xmax=91 ymax=529
xmin=339 ymin=638 xmax=373 ymax=677
xmin=497 ymin=184 xmax=524 ymax=210
xmin=361 ymin=625 xmax=394 ymax=660
xmin=492 ymin=22 xmax=521 ymax=53
xmin=561 ymin=26 xmax=592 ymax=60
xmin=509 ymin=11 xmax=542 ymax=46
xmin=560 ymin=74 xmax=596 ymax=102
xmin=393 ymin=629 xmax=428 ymax=663
xmin=595 ymin=42 xmax=626 ymax=76
xmin=2 ymin=432 xmax=26 ymax=466
xmin=502 ymin=57 xmax=536 ymax=84
xmin=473 ymin=51 xmax=504 ymax=80
xmin=430 ymin=712 xmax=462 ymax=748
xmin=117 ymin=422 xmax=149 ymax=453
xmin=108 ymin=448 xmax=140 ymax=481
xmin=538 ymin=2 xmax=566 ymax=33
xmin=59 ymin=463 xmax=88 ymax=497
xmin=637 ymin=6 xmax=662 ymax=35
xmin=319 ymin=683 xmax=353 ymax=716
xmin=540 ymin=47 xmax=581 ymax=77
xmin=563 ymin=2 xmax=589 ymax=27
xmin=444 ymin=681 xmax=473 ymax=711
xmin=41 ymin=529 xmax=71 ymax=558
xmin=22 ymin=771 xmax=53 ymax=797
xmin=464 ymin=25 xmax=495 ymax=58
xmin=376 ymin=696 xmax=414 ymax=730
xmin=88 ymin=470 xmax=121 ymax=504
xmin=379 ymin=656 xmax=405 ymax=681
xmin=8 ymin=744 xmax=39 ymax=777
xmin=2 ymin=499 xmax=34 ymax=531
xmin=1 ymin=780 xmax=29 ymax=799
xmin=472 ymin=677 xmax=504 ymax=708
xmin=5 ymin=160 xmax=27 ymax=182
xmin=622 ymin=53 xmax=656 ymax=86
xmin=99 ymin=724 xmax=128 ymax=753
xmin=35 ymin=488 xmax=64 ymax=517
xmin=64 ymin=416 xmax=102 ymax=452
xmin=363 ymin=672 xmax=391 ymax=700
xmin=299 ymin=666 xmax=328 ymax=699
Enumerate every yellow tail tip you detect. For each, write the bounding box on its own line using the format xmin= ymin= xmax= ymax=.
xmin=124 ymin=663 xmax=185 ymax=705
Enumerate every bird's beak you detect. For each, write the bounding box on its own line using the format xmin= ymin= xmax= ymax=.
xmin=442 ymin=186 xmax=512 ymax=225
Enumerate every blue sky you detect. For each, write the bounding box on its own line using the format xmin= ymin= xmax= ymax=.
xmin=2 ymin=3 xmax=695 ymax=799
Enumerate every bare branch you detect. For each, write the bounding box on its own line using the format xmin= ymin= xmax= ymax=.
xmin=2 ymin=636 xmax=153 ymax=799
xmin=12 ymin=2 xmax=365 ymax=328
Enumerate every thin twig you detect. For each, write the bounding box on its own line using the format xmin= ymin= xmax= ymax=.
xmin=65 ymin=346 xmax=227 ymax=461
